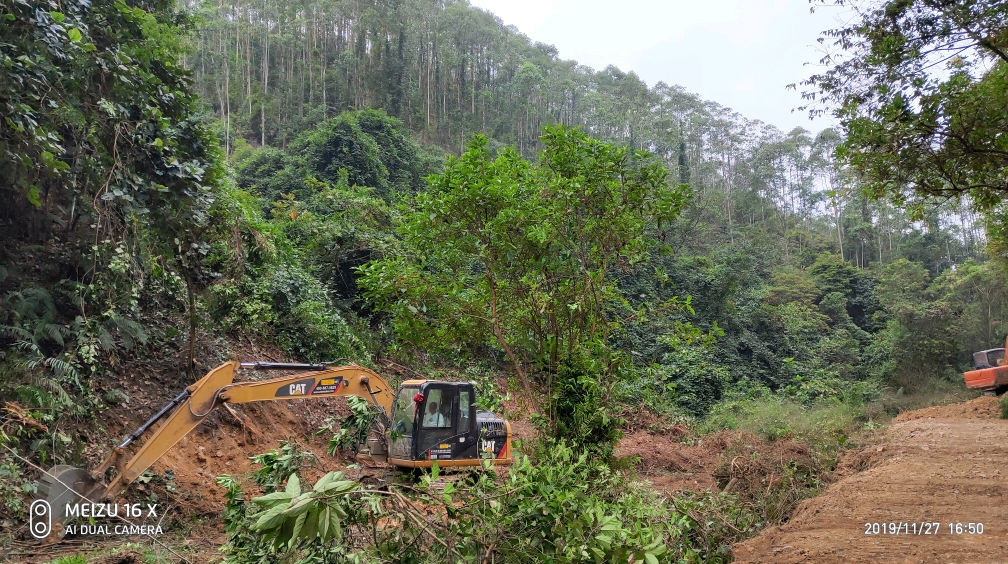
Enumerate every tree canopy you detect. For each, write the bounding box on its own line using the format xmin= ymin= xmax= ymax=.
xmin=360 ymin=126 xmax=690 ymax=397
xmin=801 ymin=0 xmax=1008 ymax=215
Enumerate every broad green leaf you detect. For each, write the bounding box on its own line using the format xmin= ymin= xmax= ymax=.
xmin=285 ymin=474 xmax=301 ymax=496
xmin=253 ymin=504 xmax=289 ymax=531
xmin=281 ymin=494 xmax=314 ymax=517
xmin=313 ymin=471 xmax=335 ymax=491
xmin=300 ymin=508 xmax=319 ymax=540
xmin=289 ymin=510 xmax=308 ymax=545
xmin=319 ymin=505 xmax=330 ymax=539
xmin=252 ymin=491 xmax=294 ymax=506
xmin=328 ymin=506 xmax=342 ymax=539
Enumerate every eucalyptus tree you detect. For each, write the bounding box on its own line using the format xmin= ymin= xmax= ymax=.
xmin=185 ymin=0 xmax=988 ymax=275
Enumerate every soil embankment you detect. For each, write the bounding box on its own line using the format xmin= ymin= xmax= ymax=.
xmin=733 ymin=396 xmax=1008 ymax=563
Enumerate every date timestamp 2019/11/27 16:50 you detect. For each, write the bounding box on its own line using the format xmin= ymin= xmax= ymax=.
xmin=864 ymin=522 xmax=984 ymax=535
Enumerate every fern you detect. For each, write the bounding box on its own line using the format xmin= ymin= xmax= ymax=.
xmin=25 ymin=371 xmax=76 ymax=411
xmin=101 ymin=311 xmax=147 ymax=350
xmin=0 ymin=288 xmax=83 ymax=411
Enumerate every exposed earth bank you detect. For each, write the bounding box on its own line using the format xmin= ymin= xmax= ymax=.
xmin=733 ymin=396 xmax=1008 ymax=563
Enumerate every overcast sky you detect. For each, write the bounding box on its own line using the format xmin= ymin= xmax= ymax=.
xmin=467 ymin=0 xmax=845 ymax=133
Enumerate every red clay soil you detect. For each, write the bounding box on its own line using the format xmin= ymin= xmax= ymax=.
xmin=617 ymin=426 xmax=721 ymax=491
xmin=892 ymin=394 xmax=1001 ymax=421
xmin=150 ymin=399 xmax=350 ymax=515
xmin=733 ymin=395 xmax=1008 ymax=563
xmin=616 ymin=424 xmax=819 ymax=496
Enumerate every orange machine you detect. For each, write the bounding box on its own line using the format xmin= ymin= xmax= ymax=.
xmin=963 ymin=337 xmax=1008 ymax=393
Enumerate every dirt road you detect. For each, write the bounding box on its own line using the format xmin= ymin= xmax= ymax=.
xmin=733 ymin=396 xmax=1008 ymax=563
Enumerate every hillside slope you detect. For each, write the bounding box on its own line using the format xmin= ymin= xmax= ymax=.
xmin=733 ymin=396 xmax=1007 ymax=563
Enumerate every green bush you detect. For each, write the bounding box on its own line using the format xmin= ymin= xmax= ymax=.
xmin=547 ymin=350 xmax=624 ymax=460
xmin=703 ymin=395 xmax=863 ymax=448
xmin=209 ymin=261 xmax=368 ymax=363
xmin=219 ymin=440 xmax=755 ymax=563
xmin=660 ymin=345 xmax=730 ymax=417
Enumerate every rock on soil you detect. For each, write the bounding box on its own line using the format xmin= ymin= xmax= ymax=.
xmin=732 ymin=395 xmax=1008 ymax=563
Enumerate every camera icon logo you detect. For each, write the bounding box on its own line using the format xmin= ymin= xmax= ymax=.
xmin=29 ymin=499 xmax=52 ymax=539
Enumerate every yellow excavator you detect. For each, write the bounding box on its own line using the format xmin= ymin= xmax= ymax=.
xmin=39 ymin=361 xmax=513 ymax=531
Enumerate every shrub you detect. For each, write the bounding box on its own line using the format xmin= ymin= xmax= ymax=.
xmin=218 ymin=439 xmax=751 ymax=563
xmin=326 ymin=396 xmax=378 ymax=455
xmin=546 ymin=350 xmax=623 ymax=459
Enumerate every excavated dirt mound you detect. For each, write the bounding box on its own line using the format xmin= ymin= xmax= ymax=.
xmin=150 ymin=399 xmax=347 ymax=515
xmin=733 ymin=399 xmax=1008 ymax=563
xmin=893 ymin=395 xmax=1000 ymax=421
xmin=618 ymin=428 xmax=721 ymax=491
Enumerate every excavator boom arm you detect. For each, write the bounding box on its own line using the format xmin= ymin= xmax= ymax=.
xmin=92 ymin=361 xmax=396 ymax=500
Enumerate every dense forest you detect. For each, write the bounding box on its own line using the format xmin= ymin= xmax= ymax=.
xmin=188 ymin=0 xmax=1002 ymax=403
xmin=2 ymin=0 xmax=1008 ymax=561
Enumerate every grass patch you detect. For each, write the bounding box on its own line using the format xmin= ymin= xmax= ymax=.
xmin=43 ymin=557 xmax=87 ymax=564
xmin=863 ymin=378 xmax=979 ymax=421
xmin=703 ymin=378 xmax=981 ymax=450
xmin=702 ymin=396 xmax=863 ymax=451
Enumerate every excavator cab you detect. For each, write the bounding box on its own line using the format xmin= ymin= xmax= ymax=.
xmin=964 ymin=339 xmax=1008 ymax=394
xmin=973 ymin=348 xmax=1005 ymax=369
xmin=386 ymin=380 xmax=510 ymax=467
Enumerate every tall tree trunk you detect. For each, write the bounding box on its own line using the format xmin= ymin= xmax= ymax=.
xmin=484 ymin=266 xmax=531 ymax=399
xmin=262 ymin=27 xmax=268 ymax=146
xmin=184 ymin=272 xmax=197 ymax=374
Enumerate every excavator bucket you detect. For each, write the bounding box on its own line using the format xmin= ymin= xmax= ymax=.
xmin=38 ymin=465 xmax=103 ymax=531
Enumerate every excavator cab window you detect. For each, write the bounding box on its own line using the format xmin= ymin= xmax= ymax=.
xmin=458 ymin=389 xmax=471 ymax=434
xmin=421 ymin=388 xmax=454 ymax=428
xmin=393 ymin=387 xmax=419 ymax=435
xmin=975 ymin=349 xmax=1006 ymax=369
xmin=389 ymin=386 xmax=419 ymax=460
